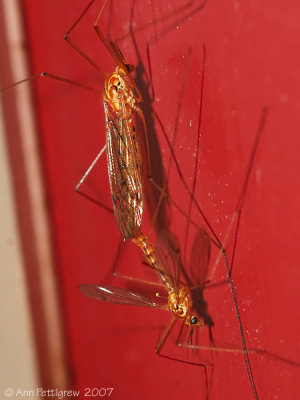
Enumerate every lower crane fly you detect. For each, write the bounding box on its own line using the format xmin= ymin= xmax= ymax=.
xmin=79 ymin=227 xmax=211 ymax=355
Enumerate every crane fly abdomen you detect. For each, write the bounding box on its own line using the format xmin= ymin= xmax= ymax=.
xmin=101 ymin=63 xmax=144 ymax=239
xmin=104 ymin=96 xmax=143 ymax=239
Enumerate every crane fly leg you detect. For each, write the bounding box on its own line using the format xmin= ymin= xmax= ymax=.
xmin=74 ymin=144 xmax=114 ymax=213
xmin=64 ymin=1 xmax=107 ymax=78
xmin=0 ymin=72 xmax=100 ymax=94
xmin=208 ymin=106 xmax=268 ymax=281
xmin=156 ymin=318 xmax=209 ymax=399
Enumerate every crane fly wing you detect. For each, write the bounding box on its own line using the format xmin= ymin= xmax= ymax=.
xmin=104 ymin=98 xmax=143 ymax=239
xmin=78 ymin=284 xmax=165 ymax=309
xmin=155 ymin=228 xmax=211 ymax=289
xmin=187 ymin=228 xmax=211 ymax=288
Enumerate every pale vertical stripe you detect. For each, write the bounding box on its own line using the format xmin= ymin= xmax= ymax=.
xmin=1 ymin=0 xmax=68 ymax=388
xmin=0 ymin=90 xmax=38 ymax=392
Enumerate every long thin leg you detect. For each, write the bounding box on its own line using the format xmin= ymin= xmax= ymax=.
xmin=158 ymin=354 xmax=209 ymax=400
xmin=0 ymin=74 xmax=41 ymax=91
xmin=149 ymin=49 xmax=193 ymax=235
xmin=156 ymin=317 xmax=209 ymax=399
xmin=65 ymin=0 xmax=97 ymax=36
xmin=1 ymin=72 xmax=100 ymax=94
xmin=64 ymin=1 xmax=107 ymax=78
xmin=75 ymin=189 xmax=113 ymax=214
xmin=208 ymin=106 xmax=269 ymax=280
xmin=175 ymin=319 xmax=186 ymax=347
xmin=156 ymin=316 xmax=177 ymax=354
xmin=1 ymin=73 xmax=111 ymax=214
xmin=108 ymin=233 xmax=165 ymax=287
xmin=74 ymin=144 xmax=115 ymax=212
xmin=93 ymin=0 xmax=152 ymax=101
xmin=2 ymin=70 xmax=109 ymax=211
xmin=75 ymin=144 xmax=106 ymax=192
xmin=149 ymin=115 xmax=223 ymax=250
xmin=179 ymin=341 xmax=300 ymax=368
xmin=183 ymin=45 xmax=206 ymax=259
xmin=93 ymin=0 xmax=128 ymax=72
xmin=113 ymin=272 xmax=165 ymax=288
xmin=116 ymin=0 xmax=208 ymax=43
xmin=149 ymin=175 xmax=220 ymax=248
xmin=145 ymin=43 xmax=155 ymax=101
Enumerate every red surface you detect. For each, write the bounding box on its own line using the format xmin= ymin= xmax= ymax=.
xmin=15 ymin=0 xmax=300 ymax=399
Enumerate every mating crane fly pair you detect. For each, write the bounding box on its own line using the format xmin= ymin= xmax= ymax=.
xmin=61 ymin=0 xmax=205 ymax=338
xmin=1 ymin=0 xmax=269 ymax=399
xmin=0 ymin=0 xmax=204 ymax=341
xmin=70 ymin=8 xmax=264 ymax=400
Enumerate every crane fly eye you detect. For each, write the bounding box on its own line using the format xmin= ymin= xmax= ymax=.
xmin=191 ymin=316 xmax=198 ymax=325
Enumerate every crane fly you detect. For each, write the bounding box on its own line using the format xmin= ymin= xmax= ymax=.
xmin=1 ymin=0 xmax=201 ymax=239
xmin=0 ymin=0 xmax=149 ymax=239
xmin=101 ymin=65 xmax=144 ymax=238
xmin=65 ymin=0 xmax=147 ymax=239
xmin=79 ymin=227 xmax=211 ymax=354
xmin=66 ymin=0 xmax=203 ymax=239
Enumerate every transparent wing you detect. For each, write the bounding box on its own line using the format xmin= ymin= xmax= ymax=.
xmin=104 ymin=97 xmax=143 ymax=239
xmin=154 ymin=228 xmax=211 ymax=290
xmin=155 ymin=229 xmax=183 ymax=290
xmin=186 ymin=228 xmax=213 ymax=327
xmin=78 ymin=284 xmax=166 ymax=309
xmin=187 ymin=228 xmax=211 ymax=288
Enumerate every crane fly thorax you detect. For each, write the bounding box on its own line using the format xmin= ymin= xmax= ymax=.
xmin=104 ymin=67 xmax=137 ymax=117
xmin=168 ymin=287 xmax=191 ymax=319
xmin=168 ymin=287 xmax=201 ymax=328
